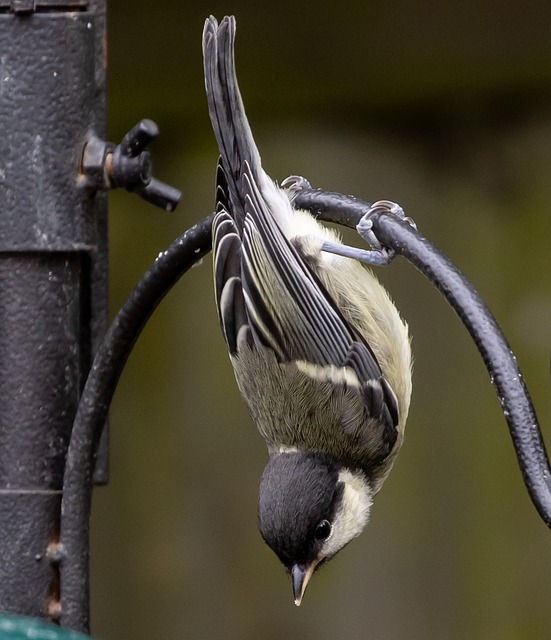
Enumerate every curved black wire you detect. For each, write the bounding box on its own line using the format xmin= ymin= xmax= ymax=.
xmin=59 ymin=214 xmax=214 ymax=633
xmin=293 ymin=187 xmax=551 ymax=529
xmin=60 ymin=187 xmax=551 ymax=631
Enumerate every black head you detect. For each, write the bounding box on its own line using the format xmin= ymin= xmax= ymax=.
xmin=258 ymin=451 xmax=345 ymax=604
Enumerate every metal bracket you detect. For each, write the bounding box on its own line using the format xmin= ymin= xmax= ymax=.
xmin=81 ymin=119 xmax=182 ymax=212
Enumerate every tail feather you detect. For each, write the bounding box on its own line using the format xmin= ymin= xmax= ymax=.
xmin=203 ymin=15 xmax=263 ymax=226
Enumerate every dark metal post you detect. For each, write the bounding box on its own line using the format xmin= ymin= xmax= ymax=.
xmin=0 ymin=0 xmax=107 ymax=622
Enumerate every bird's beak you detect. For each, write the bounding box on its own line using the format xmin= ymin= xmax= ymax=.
xmin=291 ymin=560 xmax=320 ymax=606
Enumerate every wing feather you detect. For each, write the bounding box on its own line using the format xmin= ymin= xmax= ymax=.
xmin=240 ymin=164 xmax=352 ymax=365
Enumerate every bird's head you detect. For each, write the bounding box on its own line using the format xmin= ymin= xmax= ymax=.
xmin=258 ymin=451 xmax=373 ymax=605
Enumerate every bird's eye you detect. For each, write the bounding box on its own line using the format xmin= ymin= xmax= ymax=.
xmin=314 ymin=520 xmax=332 ymax=541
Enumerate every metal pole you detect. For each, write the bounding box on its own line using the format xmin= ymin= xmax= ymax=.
xmin=0 ymin=0 xmax=107 ymax=621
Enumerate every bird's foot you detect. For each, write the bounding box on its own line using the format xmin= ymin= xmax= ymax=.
xmin=322 ymin=200 xmax=415 ymax=267
xmin=357 ymin=200 xmax=415 ymax=247
xmin=281 ymin=175 xmax=312 ymax=194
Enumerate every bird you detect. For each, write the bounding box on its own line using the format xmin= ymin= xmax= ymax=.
xmin=202 ymin=15 xmax=412 ymax=606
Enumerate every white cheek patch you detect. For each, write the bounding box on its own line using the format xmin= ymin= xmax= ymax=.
xmin=321 ymin=468 xmax=372 ymax=559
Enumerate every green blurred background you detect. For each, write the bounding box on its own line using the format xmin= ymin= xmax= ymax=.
xmin=91 ymin=1 xmax=551 ymax=638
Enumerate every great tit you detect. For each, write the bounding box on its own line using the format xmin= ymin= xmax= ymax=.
xmin=203 ymin=15 xmax=412 ymax=606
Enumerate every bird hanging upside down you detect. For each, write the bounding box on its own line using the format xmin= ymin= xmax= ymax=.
xmin=203 ymin=15 xmax=412 ymax=606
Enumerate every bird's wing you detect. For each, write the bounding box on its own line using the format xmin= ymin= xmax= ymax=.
xmin=218 ymin=163 xmax=399 ymax=442
xmin=239 ymin=161 xmax=354 ymax=366
xmin=206 ymin=17 xmax=401 ymax=456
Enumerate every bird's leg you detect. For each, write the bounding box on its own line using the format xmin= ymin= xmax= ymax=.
xmin=282 ymin=176 xmax=413 ymax=267
xmin=320 ymin=237 xmax=396 ymax=266
xmin=322 ymin=200 xmax=415 ymax=267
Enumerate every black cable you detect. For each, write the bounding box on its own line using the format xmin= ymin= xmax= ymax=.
xmin=294 ymin=187 xmax=551 ymax=529
xmin=59 ymin=214 xmax=214 ymax=633
xmin=60 ymin=187 xmax=551 ymax=631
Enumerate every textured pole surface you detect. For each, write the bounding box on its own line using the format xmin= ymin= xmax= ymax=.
xmin=0 ymin=6 xmax=107 ymax=620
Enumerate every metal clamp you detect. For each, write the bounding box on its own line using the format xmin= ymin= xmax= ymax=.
xmin=81 ymin=119 xmax=182 ymax=212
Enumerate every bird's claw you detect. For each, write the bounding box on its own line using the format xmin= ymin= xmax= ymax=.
xmin=355 ymin=200 xmax=415 ymax=263
xmin=321 ymin=199 xmax=414 ymax=267
xmin=359 ymin=200 xmax=416 ymax=236
xmin=281 ymin=175 xmax=312 ymax=193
